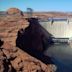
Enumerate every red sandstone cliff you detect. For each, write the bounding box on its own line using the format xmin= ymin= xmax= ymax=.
xmin=0 ymin=8 xmax=56 ymax=72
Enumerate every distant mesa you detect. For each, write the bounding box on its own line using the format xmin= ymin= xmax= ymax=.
xmin=7 ymin=8 xmax=23 ymax=16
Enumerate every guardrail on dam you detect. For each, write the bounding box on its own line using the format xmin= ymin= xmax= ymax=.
xmin=39 ymin=18 xmax=72 ymax=42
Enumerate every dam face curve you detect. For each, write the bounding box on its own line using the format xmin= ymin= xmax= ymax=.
xmin=40 ymin=19 xmax=72 ymax=39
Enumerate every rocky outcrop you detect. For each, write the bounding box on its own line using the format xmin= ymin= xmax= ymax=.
xmin=0 ymin=40 xmax=56 ymax=72
xmin=0 ymin=8 xmax=29 ymax=46
xmin=0 ymin=8 xmax=56 ymax=72
xmin=7 ymin=8 xmax=23 ymax=15
xmin=16 ymin=18 xmax=54 ymax=61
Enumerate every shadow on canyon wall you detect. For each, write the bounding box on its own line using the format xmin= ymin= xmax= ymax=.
xmin=16 ymin=18 xmax=54 ymax=64
xmin=0 ymin=39 xmax=3 ymax=47
xmin=0 ymin=39 xmax=16 ymax=72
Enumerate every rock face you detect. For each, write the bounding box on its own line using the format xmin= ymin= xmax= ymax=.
xmin=0 ymin=8 xmax=29 ymax=46
xmin=7 ymin=8 xmax=23 ymax=15
xmin=0 ymin=8 xmax=56 ymax=72
xmin=16 ymin=18 xmax=53 ymax=53
xmin=0 ymin=41 xmax=55 ymax=72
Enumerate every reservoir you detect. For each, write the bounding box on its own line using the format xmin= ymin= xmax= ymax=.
xmin=44 ymin=43 xmax=72 ymax=72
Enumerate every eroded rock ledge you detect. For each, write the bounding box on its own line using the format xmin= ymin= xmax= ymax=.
xmin=0 ymin=41 xmax=55 ymax=72
xmin=0 ymin=8 xmax=29 ymax=46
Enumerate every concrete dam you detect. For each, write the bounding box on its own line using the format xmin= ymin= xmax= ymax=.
xmin=39 ymin=18 xmax=72 ymax=42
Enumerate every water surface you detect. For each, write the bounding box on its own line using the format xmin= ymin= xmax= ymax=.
xmin=44 ymin=43 xmax=72 ymax=72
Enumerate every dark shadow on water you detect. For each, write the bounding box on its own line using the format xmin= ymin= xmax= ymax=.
xmin=51 ymin=57 xmax=72 ymax=72
xmin=16 ymin=18 xmax=54 ymax=64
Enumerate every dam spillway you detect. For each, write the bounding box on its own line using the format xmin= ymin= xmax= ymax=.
xmin=39 ymin=18 xmax=72 ymax=39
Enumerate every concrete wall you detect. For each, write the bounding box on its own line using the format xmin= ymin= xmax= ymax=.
xmin=40 ymin=21 xmax=72 ymax=38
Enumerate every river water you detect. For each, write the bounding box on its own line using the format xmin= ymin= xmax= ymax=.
xmin=44 ymin=43 xmax=72 ymax=72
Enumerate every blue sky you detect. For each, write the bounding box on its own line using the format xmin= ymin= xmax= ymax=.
xmin=0 ymin=0 xmax=72 ymax=12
